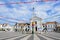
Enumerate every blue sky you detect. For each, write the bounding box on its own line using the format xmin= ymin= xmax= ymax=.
xmin=0 ymin=0 xmax=60 ymax=25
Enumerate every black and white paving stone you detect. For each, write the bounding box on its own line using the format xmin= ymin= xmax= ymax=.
xmin=0 ymin=32 xmax=60 ymax=40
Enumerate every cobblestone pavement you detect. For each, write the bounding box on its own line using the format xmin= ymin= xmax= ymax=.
xmin=0 ymin=32 xmax=60 ymax=40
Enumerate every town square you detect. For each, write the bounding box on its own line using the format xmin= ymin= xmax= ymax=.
xmin=0 ymin=0 xmax=60 ymax=40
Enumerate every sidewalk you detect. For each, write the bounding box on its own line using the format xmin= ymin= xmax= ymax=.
xmin=41 ymin=32 xmax=60 ymax=40
xmin=0 ymin=31 xmax=25 ymax=39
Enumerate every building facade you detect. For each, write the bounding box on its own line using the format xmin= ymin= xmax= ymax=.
xmin=14 ymin=23 xmax=30 ymax=33
xmin=55 ymin=23 xmax=60 ymax=32
xmin=30 ymin=16 xmax=43 ymax=33
xmin=46 ymin=22 xmax=57 ymax=32
xmin=0 ymin=24 xmax=14 ymax=31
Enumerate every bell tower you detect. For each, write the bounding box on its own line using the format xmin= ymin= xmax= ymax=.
xmin=30 ymin=7 xmax=43 ymax=33
xmin=31 ymin=7 xmax=38 ymax=33
xmin=32 ymin=7 xmax=36 ymax=17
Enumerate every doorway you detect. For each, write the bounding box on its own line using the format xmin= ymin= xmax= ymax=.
xmin=35 ymin=26 xmax=37 ymax=31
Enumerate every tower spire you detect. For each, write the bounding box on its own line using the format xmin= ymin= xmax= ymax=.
xmin=32 ymin=7 xmax=36 ymax=17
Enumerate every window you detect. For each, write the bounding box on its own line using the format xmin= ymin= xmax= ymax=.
xmin=35 ymin=21 xmax=37 ymax=24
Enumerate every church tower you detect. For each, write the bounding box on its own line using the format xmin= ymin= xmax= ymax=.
xmin=30 ymin=7 xmax=43 ymax=33
xmin=32 ymin=7 xmax=36 ymax=17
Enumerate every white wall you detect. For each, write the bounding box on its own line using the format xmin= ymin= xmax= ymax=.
xmin=37 ymin=21 xmax=43 ymax=31
xmin=0 ymin=25 xmax=2 ymax=28
xmin=47 ymin=24 xmax=55 ymax=31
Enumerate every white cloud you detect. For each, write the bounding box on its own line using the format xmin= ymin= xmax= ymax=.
xmin=35 ymin=11 xmax=48 ymax=19
xmin=0 ymin=1 xmax=8 ymax=12
xmin=34 ymin=4 xmax=51 ymax=19
xmin=54 ymin=6 xmax=60 ymax=12
xmin=0 ymin=0 xmax=60 ymax=24
xmin=10 ymin=7 xmax=32 ymax=18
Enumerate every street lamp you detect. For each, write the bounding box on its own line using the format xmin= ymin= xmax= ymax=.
xmin=31 ymin=7 xmax=35 ymax=34
xmin=32 ymin=22 xmax=34 ymax=34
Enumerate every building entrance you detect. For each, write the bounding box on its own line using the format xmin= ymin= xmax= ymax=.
xmin=35 ymin=26 xmax=37 ymax=31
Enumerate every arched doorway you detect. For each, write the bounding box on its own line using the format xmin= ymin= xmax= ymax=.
xmin=35 ymin=26 xmax=37 ymax=31
xmin=35 ymin=21 xmax=37 ymax=31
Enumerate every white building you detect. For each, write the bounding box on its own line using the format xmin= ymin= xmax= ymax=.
xmin=0 ymin=24 xmax=2 ymax=28
xmin=29 ymin=7 xmax=44 ymax=33
xmin=56 ymin=23 xmax=60 ymax=32
xmin=30 ymin=16 xmax=43 ymax=33
xmin=46 ymin=22 xmax=57 ymax=32
xmin=14 ymin=22 xmax=30 ymax=33
xmin=0 ymin=24 xmax=14 ymax=31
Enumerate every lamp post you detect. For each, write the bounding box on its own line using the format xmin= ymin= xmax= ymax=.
xmin=31 ymin=7 xmax=35 ymax=34
xmin=32 ymin=22 xmax=34 ymax=34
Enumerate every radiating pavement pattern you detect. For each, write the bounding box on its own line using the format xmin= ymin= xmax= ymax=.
xmin=1 ymin=34 xmax=60 ymax=40
xmin=0 ymin=32 xmax=60 ymax=40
